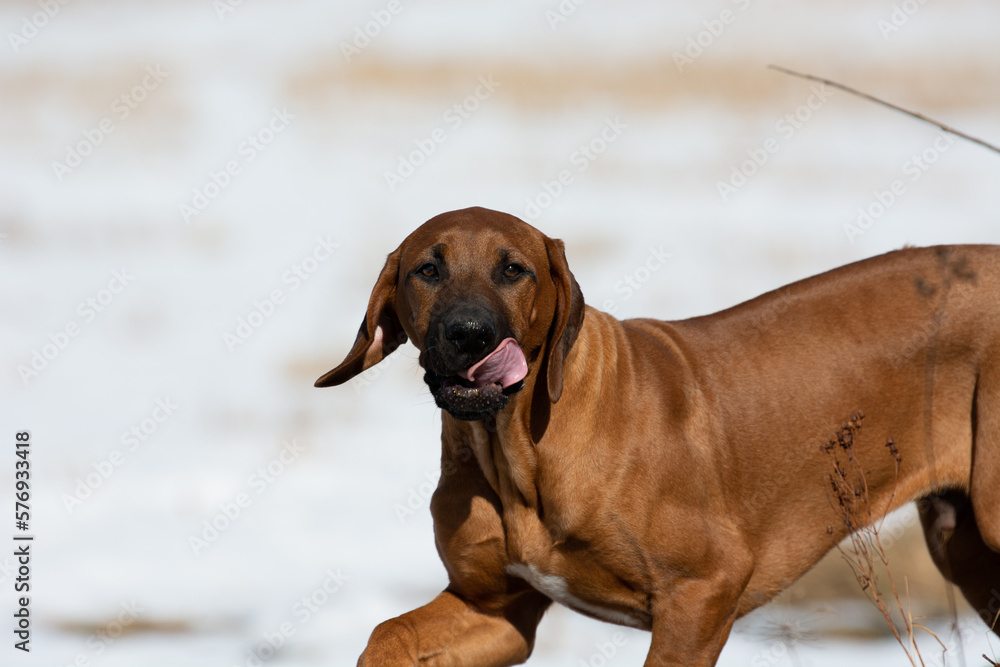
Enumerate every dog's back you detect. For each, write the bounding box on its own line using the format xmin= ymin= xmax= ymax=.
xmin=647 ymin=244 xmax=1000 ymax=618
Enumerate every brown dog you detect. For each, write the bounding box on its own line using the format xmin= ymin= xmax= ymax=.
xmin=316 ymin=207 xmax=1000 ymax=666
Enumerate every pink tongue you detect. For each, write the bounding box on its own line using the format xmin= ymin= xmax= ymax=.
xmin=457 ymin=338 xmax=527 ymax=388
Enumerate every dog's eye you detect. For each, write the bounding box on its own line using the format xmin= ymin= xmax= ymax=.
xmin=503 ymin=263 xmax=524 ymax=279
xmin=418 ymin=263 xmax=438 ymax=279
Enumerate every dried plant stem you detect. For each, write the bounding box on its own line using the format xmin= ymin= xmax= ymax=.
xmin=768 ymin=65 xmax=1000 ymax=156
xmin=823 ymin=413 xmax=929 ymax=666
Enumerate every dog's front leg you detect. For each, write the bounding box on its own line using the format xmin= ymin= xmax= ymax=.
xmin=359 ymin=426 xmax=551 ymax=666
xmin=643 ymin=562 xmax=752 ymax=667
xmin=357 ymin=587 xmax=549 ymax=667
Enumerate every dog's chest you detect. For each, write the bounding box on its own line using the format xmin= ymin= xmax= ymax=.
xmin=506 ymin=562 xmax=649 ymax=628
xmin=503 ymin=521 xmax=654 ymax=630
xmin=467 ymin=424 xmax=654 ymax=629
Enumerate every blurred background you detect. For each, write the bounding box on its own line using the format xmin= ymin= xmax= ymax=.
xmin=2 ymin=1 xmax=999 ymax=665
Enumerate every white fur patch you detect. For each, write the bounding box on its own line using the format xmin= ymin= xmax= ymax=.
xmin=506 ymin=562 xmax=645 ymax=628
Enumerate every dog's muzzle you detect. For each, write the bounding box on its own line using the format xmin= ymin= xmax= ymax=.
xmin=424 ymin=307 xmax=528 ymax=420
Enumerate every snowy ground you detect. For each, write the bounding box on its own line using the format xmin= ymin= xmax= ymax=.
xmin=2 ymin=1 xmax=1000 ymax=665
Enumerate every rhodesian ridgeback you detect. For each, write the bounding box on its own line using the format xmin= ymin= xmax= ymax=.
xmin=316 ymin=207 xmax=1000 ymax=666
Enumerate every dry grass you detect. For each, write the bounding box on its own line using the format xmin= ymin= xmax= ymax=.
xmin=820 ymin=411 xmax=936 ymax=665
xmin=283 ymin=56 xmax=1000 ymax=113
xmin=816 ymin=411 xmax=1000 ymax=666
xmin=4 ymin=53 xmax=995 ymax=121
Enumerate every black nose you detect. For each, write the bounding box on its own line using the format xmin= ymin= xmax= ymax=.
xmin=445 ymin=319 xmax=494 ymax=356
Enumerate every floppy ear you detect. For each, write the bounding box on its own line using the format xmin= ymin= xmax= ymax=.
xmin=544 ymin=237 xmax=585 ymax=403
xmin=315 ymin=249 xmax=407 ymax=387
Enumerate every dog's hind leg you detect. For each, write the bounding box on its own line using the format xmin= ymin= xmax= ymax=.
xmin=971 ymin=362 xmax=1000 ymax=554
xmin=918 ymin=491 xmax=1000 ymax=633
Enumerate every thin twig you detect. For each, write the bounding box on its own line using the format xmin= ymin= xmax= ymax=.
xmin=767 ymin=64 xmax=1000 ymax=156
xmin=911 ymin=623 xmax=945 ymax=652
xmin=823 ymin=414 xmax=929 ymax=666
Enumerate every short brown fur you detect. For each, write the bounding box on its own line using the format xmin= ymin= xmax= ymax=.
xmin=317 ymin=207 xmax=1000 ymax=666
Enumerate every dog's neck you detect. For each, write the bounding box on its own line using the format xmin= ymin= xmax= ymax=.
xmin=439 ymin=309 xmax=609 ymax=508
xmin=442 ymin=376 xmax=542 ymax=507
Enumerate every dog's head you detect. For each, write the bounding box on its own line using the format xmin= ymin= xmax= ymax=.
xmin=315 ymin=207 xmax=584 ymax=422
